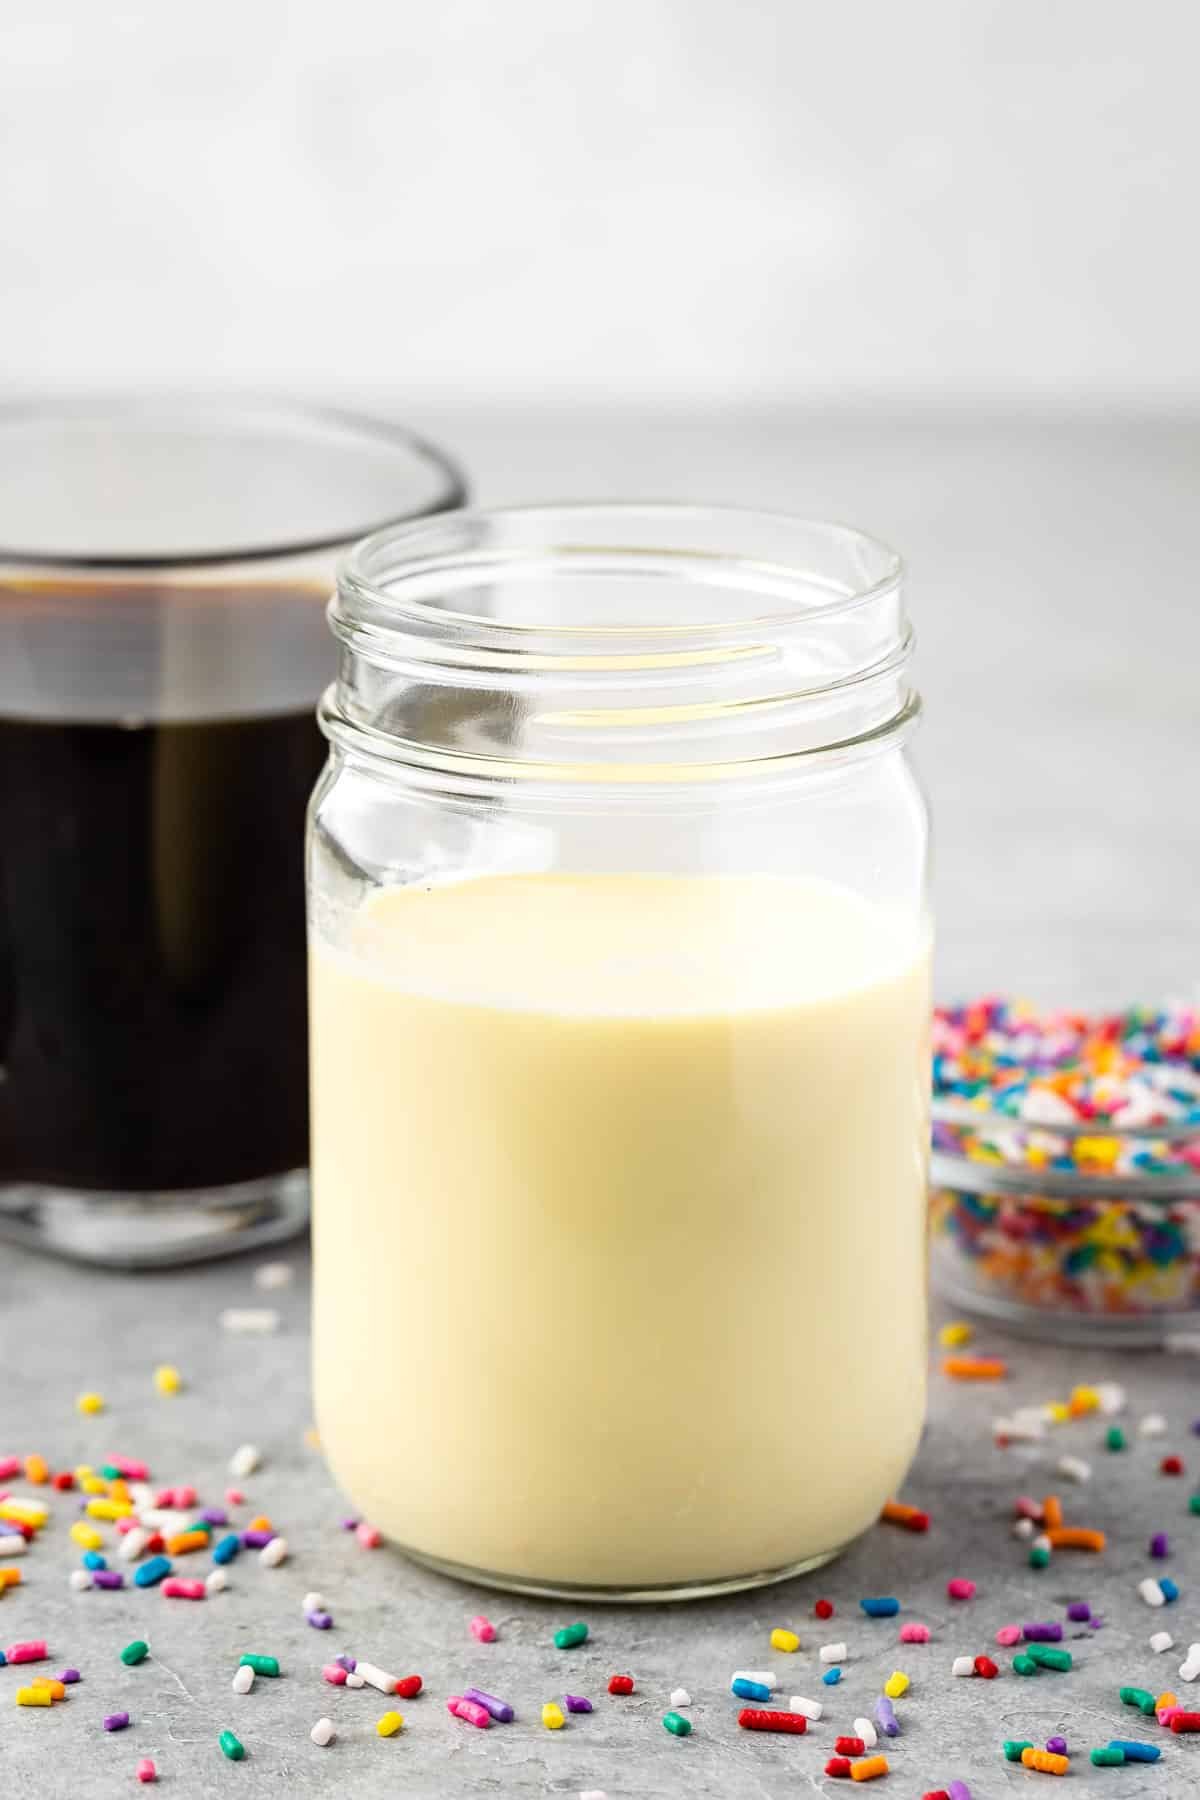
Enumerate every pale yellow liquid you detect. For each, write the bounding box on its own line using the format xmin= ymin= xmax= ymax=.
xmin=311 ymin=874 xmax=930 ymax=1592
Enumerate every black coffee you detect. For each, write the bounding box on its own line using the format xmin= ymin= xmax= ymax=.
xmin=0 ymin=585 xmax=328 ymax=1193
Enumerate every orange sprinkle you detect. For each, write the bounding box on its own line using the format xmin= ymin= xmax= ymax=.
xmin=109 ymin=1479 xmax=131 ymax=1505
xmin=23 ymin=1453 xmax=49 ymax=1485
xmin=1022 ymin=1748 xmax=1069 ymax=1775
xmin=0 ymin=1567 xmax=23 ymax=1588
xmin=881 ymin=1501 xmax=919 ymax=1524
xmin=165 ymin=1529 xmax=209 ymax=1556
xmin=942 ymin=1356 xmax=1007 ymax=1380
xmin=1042 ymin=1494 xmax=1064 ymax=1530
xmin=247 ymin=1515 xmax=273 ymax=1533
xmin=1045 ymin=1526 xmax=1106 ymax=1551
xmin=30 ymin=1678 xmax=66 ymax=1700
xmin=850 ymin=1755 xmax=890 ymax=1782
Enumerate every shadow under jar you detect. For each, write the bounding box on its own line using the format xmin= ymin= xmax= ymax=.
xmin=0 ymin=398 xmax=465 ymax=1267
xmin=309 ymin=504 xmax=933 ymax=1600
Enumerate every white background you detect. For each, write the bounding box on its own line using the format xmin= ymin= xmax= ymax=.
xmin=1 ymin=0 xmax=1197 ymax=406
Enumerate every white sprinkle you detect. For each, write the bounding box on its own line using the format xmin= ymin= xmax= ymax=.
xmin=952 ymin=1655 xmax=976 ymax=1677
xmin=1140 ymin=1413 xmax=1168 ymax=1437
xmin=580 ymin=1793 xmax=610 ymax=1800
xmin=1166 ymin=1333 xmax=1200 ymax=1355
xmin=310 ymin=1717 xmax=335 ymax=1747
xmin=790 ymin=1695 xmax=822 ymax=1719
xmin=1032 ymin=1533 xmax=1052 ymax=1553
xmin=229 ymin=1444 xmax=260 ymax=1479
xmin=260 ymin=1535 xmax=289 ymax=1568
xmin=994 ymin=1415 xmax=1044 ymax=1443
xmin=1151 ymin=1631 xmax=1176 ymax=1654
xmin=1057 ymin=1455 xmax=1091 ymax=1483
xmin=1096 ymin=1382 xmax=1126 ymax=1415
xmin=233 ymin=1664 xmax=255 ymax=1694
xmin=0 ymin=1534 xmax=28 ymax=1557
xmin=345 ymin=1671 xmax=366 ymax=1688
xmin=853 ymin=1716 xmax=878 ymax=1747
xmin=68 ymin=1569 xmax=92 ymax=1591
xmin=669 ymin=1688 xmax=691 ymax=1708
xmin=206 ymin=1568 xmax=228 ymax=1594
xmin=819 ymin=1643 xmax=847 ymax=1664
xmin=118 ymin=1527 xmax=152 ymax=1563
xmin=220 ymin=1308 xmax=280 ymax=1335
xmin=1180 ymin=1659 xmax=1200 ymax=1684
xmin=355 ymin=1660 xmax=399 ymax=1694
xmin=128 ymin=1482 xmax=156 ymax=1513
xmin=1140 ymin=1577 xmax=1167 ymax=1608
xmin=732 ymin=1669 xmax=777 ymax=1689
xmin=255 ymin=1261 xmax=294 ymax=1291
xmin=303 ymin=1591 xmax=326 ymax=1614
xmin=1012 ymin=1519 xmax=1035 ymax=1540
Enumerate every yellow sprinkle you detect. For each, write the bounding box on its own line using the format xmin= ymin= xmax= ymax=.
xmin=1047 ymin=1402 xmax=1070 ymax=1424
xmin=0 ymin=1501 xmax=48 ymax=1527
xmin=74 ymin=1464 xmax=94 ymax=1482
xmin=76 ymin=1392 xmax=104 ymax=1415
xmin=376 ymin=1710 xmax=404 ymax=1736
xmin=70 ymin=1521 xmax=104 ymax=1551
xmin=542 ymin=1701 xmax=566 ymax=1730
xmin=1069 ymin=1385 xmax=1100 ymax=1416
xmin=86 ymin=1498 xmax=133 ymax=1521
xmin=884 ymin=1670 xmax=909 ymax=1699
xmin=770 ymin=1627 xmax=801 ymax=1653
xmin=81 ymin=1476 xmax=108 ymax=1495
xmin=154 ymin=1365 xmax=181 ymax=1396
xmin=16 ymin=1687 xmax=52 ymax=1706
xmin=304 ymin=1426 xmax=321 ymax=1450
xmin=938 ymin=1321 xmax=974 ymax=1348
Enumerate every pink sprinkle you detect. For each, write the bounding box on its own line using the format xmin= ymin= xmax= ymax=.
xmin=995 ymin=1624 xmax=1022 ymax=1646
xmin=224 ymin=1487 xmax=244 ymax=1506
xmin=470 ymin=1615 xmax=497 ymax=1643
xmin=112 ymin=1458 xmax=149 ymax=1480
xmin=322 ymin=1664 xmax=348 ymax=1685
xmin=899 ymin=1622 xmax=931 ymax=1643
xmin=136 ymin=1758 xmax=157 ymax=1783
xmin=115 ymin=1517 xmax=138 ymax=1534
xmin=447 ymin=1695 xmax=491 ymax=1729
xmin=0 ymin=1458 xmax=22 ymax=1481
xmin=1013 ymin=1497 xmax=1042 ymax=1521
xmin=161 ymin=1578 xmax=205 ymax=1600
xmin=1159 ymin=1705 xmax=1182 ymax=1727
xmin=356 ymin=1522 xmax=382 ymax=1549
xmin=947 ymin=1578 xmax=976 ymax=1601
xmin=5 ymin=1640 xmax=48 ymax=1664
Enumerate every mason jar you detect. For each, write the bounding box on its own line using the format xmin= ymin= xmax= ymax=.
xmin=309 ymin=504 xmax=932 ymax=1600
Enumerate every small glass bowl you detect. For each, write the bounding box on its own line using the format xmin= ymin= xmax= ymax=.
xmin=930 ymin=1099 xmax=1200 ymax=1344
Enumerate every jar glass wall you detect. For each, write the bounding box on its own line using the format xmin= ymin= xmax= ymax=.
xmin=309 ymin=505 xmax=932 ymax=1599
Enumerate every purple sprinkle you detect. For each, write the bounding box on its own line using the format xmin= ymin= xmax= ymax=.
xmin=1046 ymin=1736 xmax=1068 ymax=1755
xmin=1192 ymin=1419 xmax=1200 ymax=1436
xmin=103 ymin=1711 xmax=130 ymax=1732
xmin=307 ymin=1610 xmax=333 ymax=1630
xmin=564 ymin=1693 xmax=593 ymax=1713
xmin=340 ymin=1517 xmax=359 ymax=1530
xmin=461 ymin=1686 xmax=514 ymax=1723
xmin=874 ymin=1694 xmax=899 ymax=1737
xmin=335 ymin=1654 xmax=356 ymax=1673
xmin=1151 ymin=1532 xmax=1170 ymax=1558
xmin=91 ymin=1569 xmax=124 ymax=1589
xmin=1066 ymin=1602 xmax=1091 ymax=1622
xmin=1022 ymin=1621 xmax=1062 ymax=1643
xmin=57 ymin=1668 xmax=81 ymax=1684
xmin=200 ymin=1507 xmax=227 ymax=1527
xmin=948 ymin=1785 xmax=973 ymax=1800
xmin=1089 ymin=1615 xmax=1104 ymax=1630
xmin=241 ymin=1529 xmax=275 ymax=1548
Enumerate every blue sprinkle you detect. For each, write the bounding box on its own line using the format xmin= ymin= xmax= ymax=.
xmin=212 ymin=1533 xmax=240 ymax=1565
xmin=731 ymin=1678 xmax=772 ymax=1702
xmin=822 ymin=1667 xmax=842 ymax=1686
xmin=133 ymin=1555 xmax=172 ymax=1588
xmin=860 ymin=1596 xmax=900 ymax=1618
xmin=82 ymin=1550 xmax=107 ymax=1570
xmin=1159 ymin=1577 xmax=1180 ymax=1603
xmin=1109 ymin=1741 xmax=1161 ymax=1762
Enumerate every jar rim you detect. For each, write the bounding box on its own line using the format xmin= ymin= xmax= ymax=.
xmin=337 ymin=502 xmax=905 ymax=644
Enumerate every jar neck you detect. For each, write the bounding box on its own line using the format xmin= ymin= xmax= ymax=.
xmin=324 ymin=505 xmax=918 ymax=787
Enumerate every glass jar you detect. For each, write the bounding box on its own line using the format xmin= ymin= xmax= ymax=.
xmin=308 ymin=504 xmax=932 ymax=1600
xmin=0 ymin=398 xmax=465 ymax=1267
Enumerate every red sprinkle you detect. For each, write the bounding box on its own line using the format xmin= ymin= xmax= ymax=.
xmin=924 ymin=1791 xmax=951 ymax=1800
xmin=815 ymin=1599 xmax=835 ymax=1619
xmin=836 ymin=1736 xmax=867 ymax=1756
xmin=1161 ymin=1456 xmax=1185 ymax=1476
xmin=608 ymin=1674 xmax=635 ymax=1696
xmin=973 ymin=1655 xmax=999 ymax=1679
xmin=51 ymin=1472 xmax=75 ymax=1491
xmin=395 ymin=1675 xmax=422 ymax=1700
xmin=1170 ymin=1713 xmax=1200 ymax=1733
xmin=826 ymin=1757 xmax=853 ymax=1778
xmin=739 ymin=1708 xmax=807 ymax=1733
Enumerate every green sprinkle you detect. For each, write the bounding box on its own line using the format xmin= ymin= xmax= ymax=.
xmin=100 ymin=1464 xmax=122 ymax=1480
xmin=663 ymin=1711 xmax=692 ymax=1736
xmin=1189 ymin=1494 xmax=1200 ymax=1516
xmin=1091 ymin=1747 xmax=1126 ymax=1766
xmin=1119 ymin=1685 xmax=1157 ymax=1714
xmin=1027 ymin=1646 xmax=1072 ymax=1672
xmin=1003 ymin=1740 xmax=1035 ymax=1762
xmin=186 ymin=1519 xmax=213 ymax=1536
xmin=553 ymin=1622 xmax=589 ymax=1650
xmin=218 ymin=1729 xmax=245 ymax=1761
xmin=1106 ymin=1425 xmax=1126 ymax=1451
xmin=1029 ymin=1545 xmax=1051 ymax=1568
xmin=119 ymin=1640 xmax=149 ymax=1666
xmin=1012 ymin=1654 xmax=1039 ymax=1676
xmin=238 ymin=1654 xmax=280 ymax=1677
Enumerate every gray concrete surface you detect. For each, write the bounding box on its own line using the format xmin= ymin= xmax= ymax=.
xmin=2 ymin=411 xmax=1199 ymax=1798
